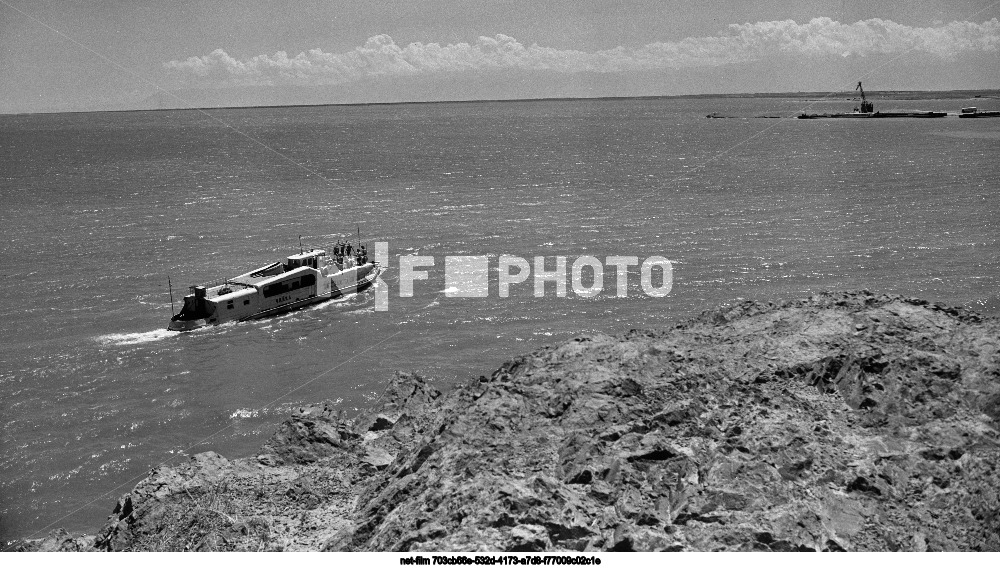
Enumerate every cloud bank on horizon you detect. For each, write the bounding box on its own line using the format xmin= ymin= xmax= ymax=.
xmin=165 ymin=17 xmax=1000 ymax=87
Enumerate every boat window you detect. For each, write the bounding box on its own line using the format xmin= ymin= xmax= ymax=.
xmin=262 ymin=276 xmax=307 ymax=298
xmin=262 ymin=282 xmax=287 ymax=298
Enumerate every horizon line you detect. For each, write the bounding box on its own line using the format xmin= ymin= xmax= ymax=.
xmin=5 ymin=88 xmax=999 ymax=117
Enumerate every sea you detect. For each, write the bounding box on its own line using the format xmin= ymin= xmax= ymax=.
xmin=1 ymin=96 xmax=999 ymax=543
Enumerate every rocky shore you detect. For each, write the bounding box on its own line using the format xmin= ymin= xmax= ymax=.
xmin=17 ymin=291 xmax=1000 ymax=551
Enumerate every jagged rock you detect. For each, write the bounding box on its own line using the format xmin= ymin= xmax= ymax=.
xmin=369 ymin=414 xmax=395 ymax=431
xmin=92 ymin=451 xmax=233 ymax=550
xmin=10 ymin=528 xmax=92 ymax=551
xmin=38 ymin=292 xmax=1000 ymax=551
xmin=361 ymin=446 xmax=396 ymax=469
xmin=261 ymin=404 xmax=359 ymax=465
xmin=508 ymin=524 xmax=551 ymax=551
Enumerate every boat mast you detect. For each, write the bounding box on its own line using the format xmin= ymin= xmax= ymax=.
xmin=168 ymin=276 xmax=175 ymax=316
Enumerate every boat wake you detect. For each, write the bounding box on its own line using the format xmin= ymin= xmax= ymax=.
xmin=99 ymin=281 xmax=384 ymax=344
xmin=96 ymin=329 xmax=176 ymax=346
xmin=301 ymin=291 xmax=360 ymax=312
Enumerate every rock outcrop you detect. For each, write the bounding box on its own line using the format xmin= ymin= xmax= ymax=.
xmin=18 ymin=291 xmax=1000 ymax=551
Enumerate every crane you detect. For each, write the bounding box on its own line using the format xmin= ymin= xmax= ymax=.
xmin=855 ymin=81 xmax=874 ymax=113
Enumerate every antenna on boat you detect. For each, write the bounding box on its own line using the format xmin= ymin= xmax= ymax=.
xmin=168 ymin=276 xmax=175 ymax=316
xmin=357 ymin=225 xmax=361 ymax=249
xmin=299 ymin=235 xmax=303 ymax=254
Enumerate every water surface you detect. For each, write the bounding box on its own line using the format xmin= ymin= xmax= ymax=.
xmin=1 ymin=97 xmax=998 ymax=541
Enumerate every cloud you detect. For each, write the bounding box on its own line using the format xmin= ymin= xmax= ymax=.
xmin=164 ymin=18 xmax=1000 ymax=87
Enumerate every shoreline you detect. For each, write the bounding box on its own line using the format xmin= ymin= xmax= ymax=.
xmin=11 ymin=290 xmax=1000 ymax=551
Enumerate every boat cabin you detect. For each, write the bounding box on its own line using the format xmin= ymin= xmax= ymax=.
xmin=168 ymin=245 xmax=378 ymax=331
xmin=286 ymin=249 xmax=326 ymax=271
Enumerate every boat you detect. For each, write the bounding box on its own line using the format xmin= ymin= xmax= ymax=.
xmin=798 ymin=110 xmax=946 ymax=119
xmin=874 ymin=111 xmax=947 ymax=118
xmin=797 ymin=82 xmax=945 ymax=119
xmin=959 ymin=107 xmax=1000 ymax=118
xmin=798 ymin=112 xmax=872 ymax=119
xmin=167 ymin=244 xmax=382 ymax=331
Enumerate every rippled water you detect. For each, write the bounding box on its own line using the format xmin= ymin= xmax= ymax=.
xmin=1 ymin=97 xmax=998 ymax=541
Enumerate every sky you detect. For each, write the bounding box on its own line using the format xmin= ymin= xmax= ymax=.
xmin=1 ymin=0 xmax=999 ymax=113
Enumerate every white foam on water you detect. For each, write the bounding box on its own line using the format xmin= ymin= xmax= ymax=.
xmin=304 ymin=292 xmax=359 ymax=312
xmin=96 ymin=329 xmax=175 ymax=346
xmin=230 ymin=408 xmax=261 ymax=420
xmin=103 ymin=293 xmax=374 ymax=345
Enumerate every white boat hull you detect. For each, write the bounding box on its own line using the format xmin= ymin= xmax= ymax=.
xmin=168 ymin=250 xmax=382 ymax=332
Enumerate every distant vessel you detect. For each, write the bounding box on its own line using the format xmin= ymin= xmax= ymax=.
xmin=799 ymin=111 xmax=947 ymax=119
xmin=874 ymin=111 xmax=947 ymax=118
xmin=168 ymin=243 xmax=382 ymax=331
xmin=798 ymin=82 xmax=946 ymax=119
xmin=855 ymin=80 xmax=875 ymax=114
xmin=797 ymin=112 xmax=872 ymax=119
xmin=959 ymin=107 xmax=1000 ymax=118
